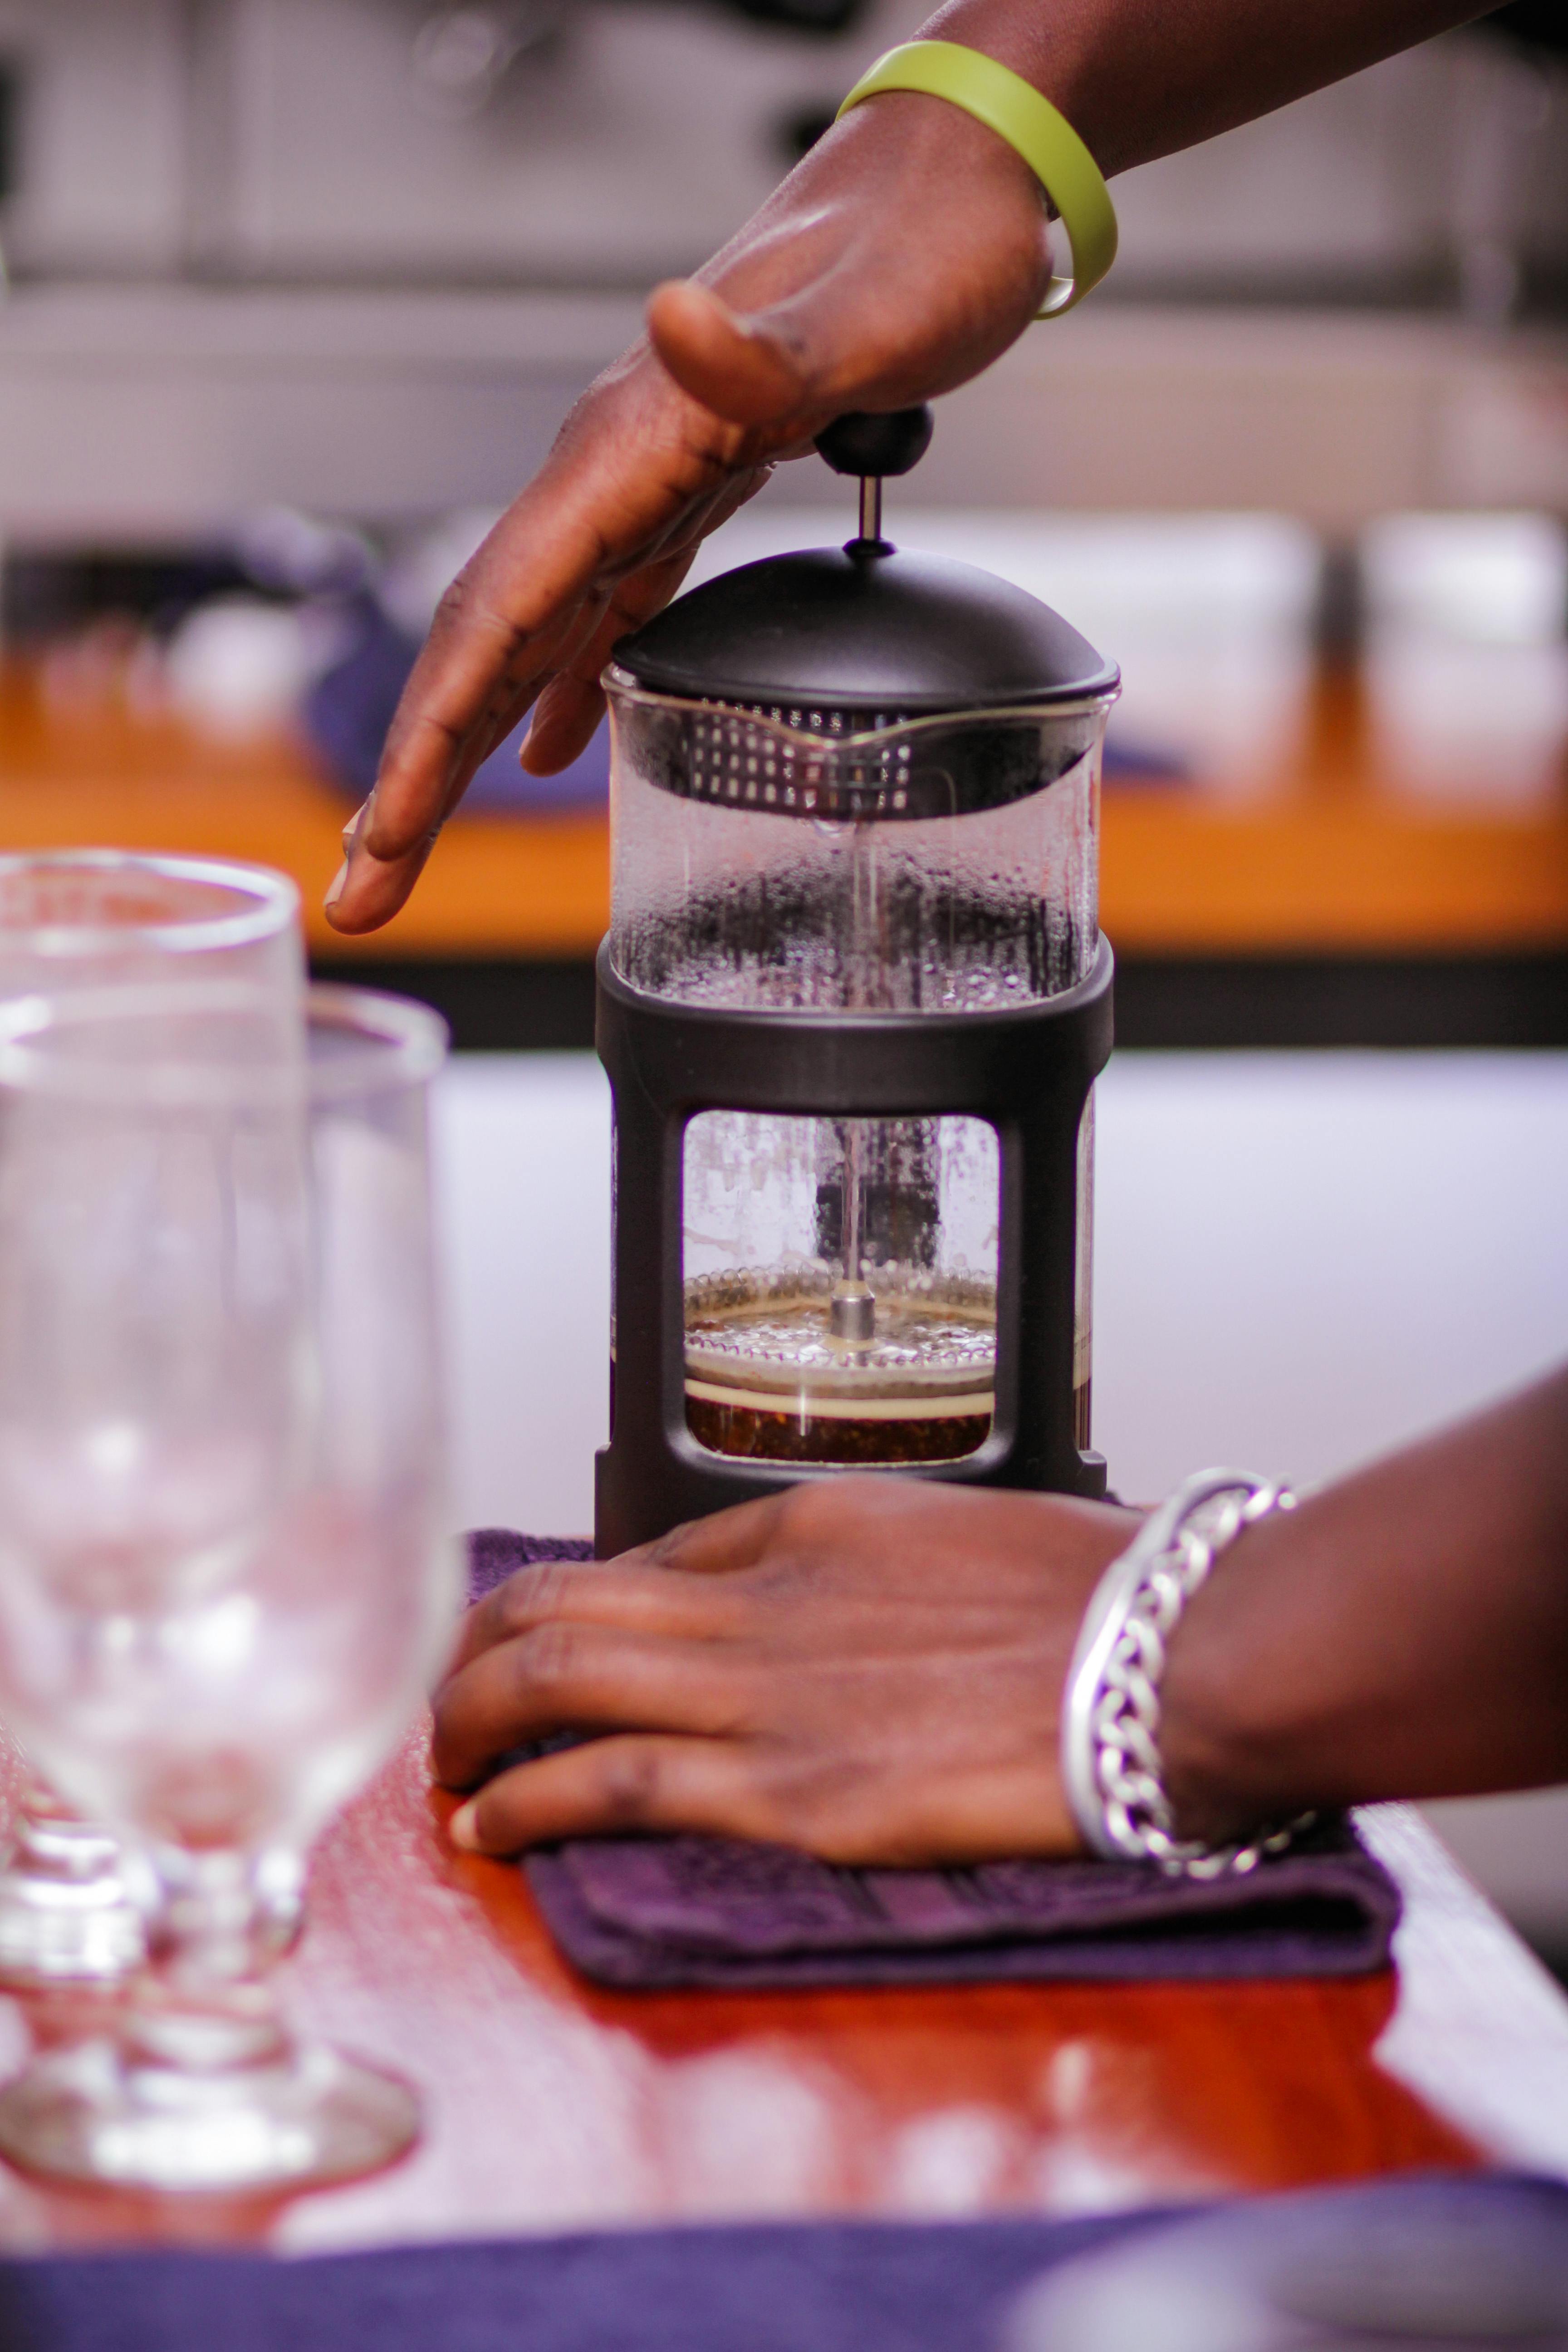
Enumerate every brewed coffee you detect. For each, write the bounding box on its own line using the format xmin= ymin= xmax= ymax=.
xmin=685 ymin=1266 xmax=995 ymax=1466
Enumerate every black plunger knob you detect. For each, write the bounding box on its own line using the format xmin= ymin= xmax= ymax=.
xmin=813 ymin=405 xmax=934 ymax=479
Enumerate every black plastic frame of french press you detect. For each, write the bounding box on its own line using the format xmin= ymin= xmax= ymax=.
xmin=593 ymin=935 xmax=1114 ymax=1557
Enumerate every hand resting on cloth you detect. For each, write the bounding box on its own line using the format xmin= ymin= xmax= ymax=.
xmin=434 ymin=1367 xmax=1568 ymax=1874
xmin=436 ymin=1481 xmax=1135 ymax=1866
xmin=441 ymin=1521 xmax=1403 ymax=1989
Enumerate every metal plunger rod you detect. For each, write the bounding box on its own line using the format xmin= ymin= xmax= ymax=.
xmin=842 ymin=1120 xmax=865 ymax=1284
xmin=832 ymin=818 xmax=878 ymax=1348
xmin=811 ymin=407 xmax=944 ymax=1338
xmin=830 ymin=1122 xmax=876 ymax=1344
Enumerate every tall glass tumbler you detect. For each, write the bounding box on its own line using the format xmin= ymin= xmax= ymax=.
xmin=0 ymin=851 xmax=302 ymax=1989
xmin=0 ymin=984 xmax=458 ymax=2192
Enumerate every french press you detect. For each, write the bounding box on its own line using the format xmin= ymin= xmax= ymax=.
xmin=595 ymin=407 xmax=1118 ymax=1556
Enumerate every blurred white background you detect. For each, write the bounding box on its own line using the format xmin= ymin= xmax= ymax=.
xmin=433 ymin=1047 xmax=1568 ymax=1528
xmin=0 ymin=4 xmax=1562 ymax=533
xmin=0 ymin=0 xmax=1561 ymax=299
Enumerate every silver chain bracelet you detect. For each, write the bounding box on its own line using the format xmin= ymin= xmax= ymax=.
xmin=1062 ymin=1468 xmax=1316 ymax=1879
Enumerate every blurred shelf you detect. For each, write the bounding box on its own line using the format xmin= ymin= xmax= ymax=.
xmin=932 ymin=309 xmax=1568 ymax=529
xmin=0 ymin=293 xmax=1562 ymax=535
xmin=1106 ymin=801 xmax=1568 ymax=950
xmin=0 ymin=285 xmax=644 ymax=537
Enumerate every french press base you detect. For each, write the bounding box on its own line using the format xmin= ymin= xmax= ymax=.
xmin=595 ymin=937 xmax=1112 ymax=1558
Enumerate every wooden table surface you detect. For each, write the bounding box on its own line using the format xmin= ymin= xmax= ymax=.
xmin=0 ymin=1734 xmax=1565 ymax=2256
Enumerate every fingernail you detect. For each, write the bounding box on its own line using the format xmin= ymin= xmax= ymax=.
xmin=341 ymin=796 xmax=372 ymax=855
xmin=449 ymin=1801 xmax=481 ymax=1851
xmin=323 ymin=860 xmax=348 ymax=910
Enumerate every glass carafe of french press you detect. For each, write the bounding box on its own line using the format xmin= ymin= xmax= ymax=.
xmin=596 ymin=408 xmax=1117 ymax=1555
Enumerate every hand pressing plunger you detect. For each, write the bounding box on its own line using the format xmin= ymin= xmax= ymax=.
xmin=323 ymin=0 xmax=1486 ymax=939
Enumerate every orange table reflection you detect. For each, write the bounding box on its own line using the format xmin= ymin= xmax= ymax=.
xmin=0 ymin=660 xmax=1563 ymax=964
xmin=1 ymin=1726 xmax=1563 ymax=2257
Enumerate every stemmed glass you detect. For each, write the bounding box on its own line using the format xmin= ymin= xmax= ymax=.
xmin=0 ymin=982 xmax=459 ymax=2191
xmin=0 ymin=850 xmax=302 ymax=1990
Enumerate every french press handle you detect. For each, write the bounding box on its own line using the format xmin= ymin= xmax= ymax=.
xmin=813 ymin=405 xmax=934 ymax=545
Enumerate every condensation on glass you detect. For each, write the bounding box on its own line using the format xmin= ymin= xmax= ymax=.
xmin=606 ymin=672 xmax=1110 ymax=1469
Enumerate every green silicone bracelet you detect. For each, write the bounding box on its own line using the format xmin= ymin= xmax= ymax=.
xmin=836 ymin=39 xmax=1118 ymax=318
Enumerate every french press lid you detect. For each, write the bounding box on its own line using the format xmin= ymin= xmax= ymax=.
xmin=612 ymin=407 xmax=1119 ymax=715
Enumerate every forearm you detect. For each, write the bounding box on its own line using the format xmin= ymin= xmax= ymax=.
xmin=1161 ymin=1364 xmax=1568 ymax=1841
xmin=927 ymin=0 xmax=1493 ymax=178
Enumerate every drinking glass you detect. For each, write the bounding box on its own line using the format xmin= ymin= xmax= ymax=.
xmin=0 ymin=983 xmax=459 ymax=2191
xmin=0 ymin=850 xmax=303 ymax=1990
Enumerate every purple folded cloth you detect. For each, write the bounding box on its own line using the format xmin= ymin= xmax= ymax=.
xmin=466 ymin=1531 xmax=1401 ymax=1992
xmin=5 ymin=2176 xmax=1565 ymax=2352
xmin=468 ymin=1529 xmax=595 ymax=1597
